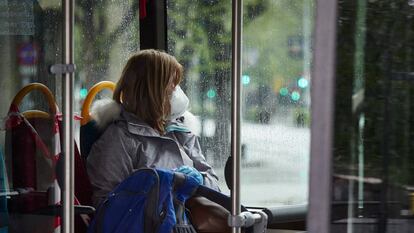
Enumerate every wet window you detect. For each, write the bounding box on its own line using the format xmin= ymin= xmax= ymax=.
xmin=74 ymin=0 xmax=140 ymax=113
xmin=73 ymin=0 xmax=139 ymax=142
xmin=0 ymin=1 xmax=63 ymax=232
xmin=167 ymin=0 xmax=314 ymax=207
xmin=0 ymin=1 xmax=140 ymax=231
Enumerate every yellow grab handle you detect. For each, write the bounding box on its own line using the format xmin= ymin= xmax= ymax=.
xmin=11 ymin=83 xmax=57 ymax=117
xmin=81 ymin=81 xmax=116 ymax=125
xmin=22 ymin=110 xmax=51 ymax=119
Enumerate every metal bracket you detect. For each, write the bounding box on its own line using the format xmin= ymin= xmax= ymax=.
xmin=227 ymin=212 xmax=254 ymax=227
xmin=253 ymin=211 xmax=268 ymax=233
xmin=228 ymin=211 xmax=268 ymax=233
xmin=228 ymin=212 xmax=255 ymax=228
xmin=49 ymin=64 xmax=76 ymax=75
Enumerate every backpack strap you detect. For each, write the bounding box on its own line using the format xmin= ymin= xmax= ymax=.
xmin=143 ymin=169 xmax=161 ymax=233
xmin=94 ymin=199 xmax=109 ymax=233
xmin=171 ymin=172 xmax=199 ymax=232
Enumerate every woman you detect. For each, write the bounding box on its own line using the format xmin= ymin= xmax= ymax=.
xmin=86 ymin=50 xmax=219 ymax=207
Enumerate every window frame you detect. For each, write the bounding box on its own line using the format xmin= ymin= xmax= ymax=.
xmin=139 ymin=0 xmax=167 ymax=50
xmin=307 ymin=0 xmax=338 ymax=232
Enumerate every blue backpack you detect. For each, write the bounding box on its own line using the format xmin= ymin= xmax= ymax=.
xmin=88 ymin=168 xmax=199 ymax=233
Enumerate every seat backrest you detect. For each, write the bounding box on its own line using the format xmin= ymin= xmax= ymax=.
xmin=80 ymin=81 xmax=116 ymax=159
xmin=5 ymin=83 xmax=57 ymax=198
xmin=80 ymin=120 xmax=102 ymax=160
xmin=5 ymin=83 xmax=61 ymax=233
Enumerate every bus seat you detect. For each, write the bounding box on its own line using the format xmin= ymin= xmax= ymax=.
xmin=80 ymin=81 xmax=116 ymax=160
xmin=4 ymin=83 xmax=88 ymax=233
xmin=5 ymin=83 xmax=58 ymax=214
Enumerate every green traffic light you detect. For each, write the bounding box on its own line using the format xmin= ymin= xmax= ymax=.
xmin=207 ymin=89 xmax=216 ymax=99
xmin=298 ymin=77 xmax=308 ymax=88
xmin=279 ymin=87 xmax=289 ymax=96
xmin=291 ymin=91 xmax=301 ymax=101
xmin=242 ymin=75 xmax=250 ymax=85
xmin=80 ymin=88 xmax=88 ymax=99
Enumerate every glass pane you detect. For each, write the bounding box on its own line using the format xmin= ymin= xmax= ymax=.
xmin=167 ymin=0 xmax=232 ymax=192
xmin=332 ymin=0 xmax=414 ymax=232
xmin=0 ymin=1 xmax=63 ymax=232
xmin=167 ymin=0 xmax=314 ymax=207
xmin=75 ymin=1 xmax=139 ymax=115
xmin=240 ymin=0 xmax=313 ymax=206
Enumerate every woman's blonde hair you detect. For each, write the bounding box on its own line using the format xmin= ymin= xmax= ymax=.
xmin=113 ymin=49 xmax=183 ymax=133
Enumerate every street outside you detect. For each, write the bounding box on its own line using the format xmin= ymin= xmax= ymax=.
xmin=211 ymin=120 xmax=310 ymax=207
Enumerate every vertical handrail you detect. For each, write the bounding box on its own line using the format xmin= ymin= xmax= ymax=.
xmin=231 ymin=0 xmax=242 ymax=233
xmin=63 ymin=0 xmax=75 ymax=232
xmin=307 ymin=0 xmax=337 ymax=232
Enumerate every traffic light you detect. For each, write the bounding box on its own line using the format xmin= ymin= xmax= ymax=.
xmin=279 ymin=87 xmax=289 ymax=96
xmin=207 ymin=88 xmax=216 ymax=99
xmin=291 ymin=91 xmax=301 ymax=101
xmin=80 ymin=88 xmax=88 ymax=99
xmin=297 ymin=77 xmax=308 ymax=88
xmin=242 ymin=75 xmax=250 ymax=85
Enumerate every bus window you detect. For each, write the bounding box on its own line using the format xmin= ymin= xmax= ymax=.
xmin=167 ymin=0 xmax=233 ymax=192
xmin=0 ymin=1 xmax=63 ymax=232
xmin=74 ymin=1 xmax=139 ymax=117
xmin=331 ymin=0 xmax=414 ymax=232
xmin=167 ymin=0 xmax=314 ymax=207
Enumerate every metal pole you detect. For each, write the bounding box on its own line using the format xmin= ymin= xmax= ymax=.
xmin=63 ymin=0 xmax=75 ymax=232
xmin=307 ymin=0 xmax=337 ymax=232
xmin=231 ymin=0 xmax=242 ymax=233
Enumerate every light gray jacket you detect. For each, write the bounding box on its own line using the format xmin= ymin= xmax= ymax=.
xmin=86 ymin=101 xmax=219 ymax=207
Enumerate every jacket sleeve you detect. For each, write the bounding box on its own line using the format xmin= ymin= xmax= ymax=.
xmin=178 ymin=133 xmax=221 ymax=191
xmin=86 ymin=125 xmax=137 ymax=207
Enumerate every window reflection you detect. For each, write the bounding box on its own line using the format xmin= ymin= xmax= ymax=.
xmin=0 ymin=1 xmax=140 ymax=231
xmin=332 ymin=0 xmax=414 ymax=231
xmin=0 ymin=1 xmax=63 ymax=232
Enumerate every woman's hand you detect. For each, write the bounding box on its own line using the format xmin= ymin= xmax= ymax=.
xmin=175 ymin=165 xmax=203 ymax=185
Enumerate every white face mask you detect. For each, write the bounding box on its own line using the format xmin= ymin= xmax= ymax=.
xmin=169 ymin=85 xmax=189 ymax=120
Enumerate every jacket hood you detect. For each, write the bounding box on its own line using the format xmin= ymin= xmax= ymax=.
xmin=90 ymin=99 xmax=121 ymax=129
